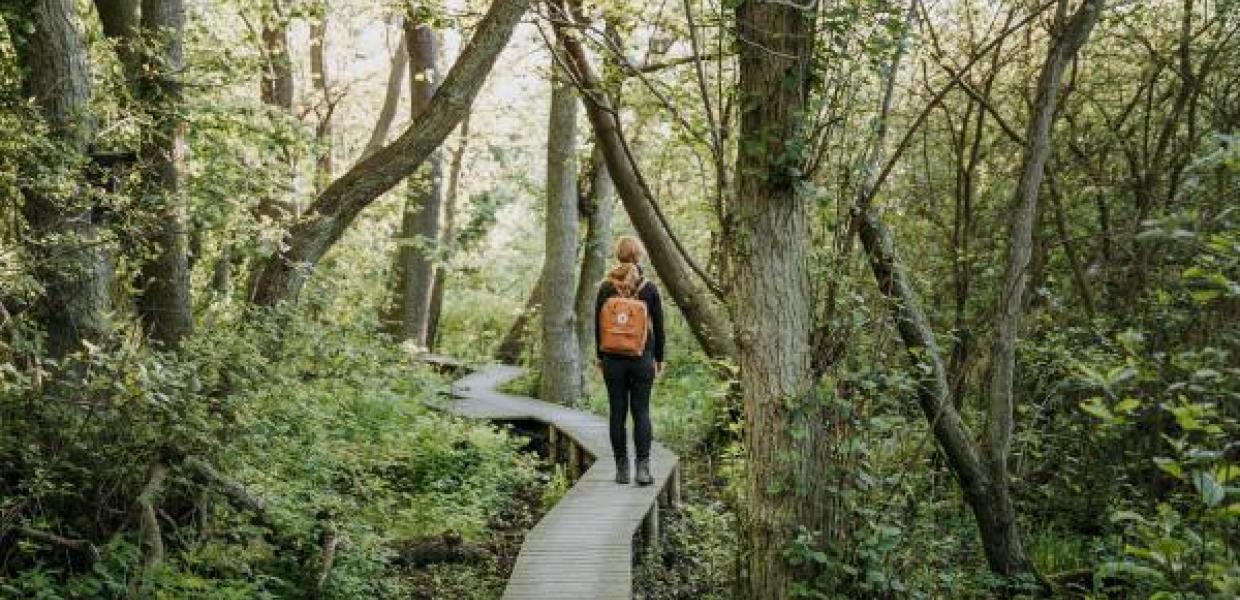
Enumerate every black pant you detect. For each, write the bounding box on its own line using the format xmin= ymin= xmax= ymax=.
xmin=601 ymin=355 xmax=654 ymax=462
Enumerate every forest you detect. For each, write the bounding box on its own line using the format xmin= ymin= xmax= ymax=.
xmin=0 ymin=0 xmax=1236 ymax=597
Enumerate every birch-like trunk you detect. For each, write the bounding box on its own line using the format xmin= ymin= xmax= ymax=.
xmin=427 ymin=114 xmax=472 ymax=349
xmin=539 ymin=58 xmax=582 ymax=405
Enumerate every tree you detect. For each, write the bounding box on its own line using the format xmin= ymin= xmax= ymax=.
xmin=980 ymin=0 xmax=1104 ymax=576
xmin=309 ymin=5 xmax=335 ymax=192
xmin=11 ymin=0 xmax=113 ymax=358
xmin=134 ymin=0 xmax=193 ymax=347
xmin=94 ymin=0 xmax=140 ymax=83
xmin=248 ymin=0 xmax=530 ymax=306
xmin=855 ymin=0 xmax=1106 ymax=581
xmin=729 ymin=0 xmax=831 ymax=595
xmin=362 ymin=26 xmax=408 ymax=157
xmin=427 ymin=113 xmax=473 ymax=349
xmin=539 ymin=54 xmax=581 ymax=405
xmin=259 ymin=0 xmax=293 ymax=112
xmin=388 ymin=16 xmax=442 ymax=345
xmin=573 ymin=145 xmax=614 ymax=372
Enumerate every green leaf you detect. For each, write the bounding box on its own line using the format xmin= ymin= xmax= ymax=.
xmin=1080 ymin=397 xmax=1114 ymax=421
xmin=1191 ymin=471 xmax=1226 ymax=507
xmin=1153 ymin=457 xmax=1183 ymax=479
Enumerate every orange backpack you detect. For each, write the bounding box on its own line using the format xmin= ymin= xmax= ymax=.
xmin=599 ymin=280 xmax=650 ymax=357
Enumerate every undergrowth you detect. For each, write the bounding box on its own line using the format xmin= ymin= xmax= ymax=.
xmin=0 ymin=305 xmax=547 ymax=598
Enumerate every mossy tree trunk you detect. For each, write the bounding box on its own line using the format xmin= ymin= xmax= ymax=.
xmin=135 ymin=0 xmax=193 ymax=348
xmin=12 ymin=0 xmax=113 ymax=358
xmin=730 ymin=1 xmax=830 ymax=596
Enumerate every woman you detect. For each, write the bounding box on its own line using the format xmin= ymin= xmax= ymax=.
xmin=594 ymin=236 xmax=665 ymax=485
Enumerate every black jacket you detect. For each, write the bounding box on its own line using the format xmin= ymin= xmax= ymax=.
xmin=594 ymin=275 xmax=665 ymax=363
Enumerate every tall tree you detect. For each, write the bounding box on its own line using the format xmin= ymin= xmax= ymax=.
xmin=94 ymin=0 xmax=140 ymax=82
xmin=309 ymin=7 xmax=334 ymax=192
xmin=248 ymin=0 xmax=530 ymax=306
xmin=362 ymin=26 xmax=409 ymax=157
xmin=427 ymin=113 xmax=472 ymax=349
xmin=134 ymin=0 xmax=193 ymax=347
xmin=730 ymin=0 xmax=829 ymax=596
xmin=259 ymin=0 xmax=293 ymax=112
xmin=11 ymin=0 xmax=113 ymax=357
xmin=388 ymin=17 xmax=443 ymax=345
xmin=981 ymin=0 xmax=1104 ymax=577
xmin=573 ymin=145 xmax=615 ymax=371
xmin=539 ymin=56 xmax=582 ymax=405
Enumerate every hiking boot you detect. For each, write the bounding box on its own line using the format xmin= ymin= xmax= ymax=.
xmin=615 ymin=459 xmax=630 ymax=484
xmin=635 ymin=459 xmax=653 ymax=486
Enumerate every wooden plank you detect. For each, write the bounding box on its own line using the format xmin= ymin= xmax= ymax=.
xmin=443 ymin=363 xmax=679 ymax=600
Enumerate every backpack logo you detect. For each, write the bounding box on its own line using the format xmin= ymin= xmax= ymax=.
xmin=616 ymin=313 xmax=629 ymax=324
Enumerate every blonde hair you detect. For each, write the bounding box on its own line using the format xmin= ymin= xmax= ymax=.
xmin=606 ymin=236 xmax=646 ymax=296
xmin=615 ymin=236 xmax=645 ymax=264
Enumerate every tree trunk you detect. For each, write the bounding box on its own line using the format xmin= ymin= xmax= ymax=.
xmin=427 ymin=113 xmax=472 ymax=349
xmin=310 ymin=11 xmax=333 ymax=193
xmin=362 ymin=28 xmax=409 ymax=157
xmin=853 ymin=0 xmax=1104 ymax=583
xmin=495 ymin=271 xmax=545 ymax=363
xmin=388 ymin=19 xmax=442 ymax=345
xmin=981 ymin=0 xmax=1102 ymax=577
xmin=94 ymin=0 xmax=140 ymax=83
xmin=554 ymin=3 xmax=736 ymax=362
xmin=241 ymin=0 xmax=298 ymax=227
xmin=731 ymin=1 xmax=828 ymax=597
xmin=539 ymin=57 xmax=581 ymax=406
xmin=856 ymin=208 xmax=1024 ymax=576
xmin=12 ymin=0 xmax=113 ymax=358
xmin=260 ymin=0 xmax=294 ymax=112
xmin=248 ymin=0 xmax=529 ymax=306
xmin=135 ymin=0 xmax=193 ymax=348
xmin=573 ymin=145 xmax=615 ymax=370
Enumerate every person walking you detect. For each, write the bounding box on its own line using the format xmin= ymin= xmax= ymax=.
xmin=595 ymin=236 xmax=665 ymax=485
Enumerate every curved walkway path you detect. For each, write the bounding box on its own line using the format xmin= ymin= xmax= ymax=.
xmin=446 ymin=362 xmax=681 ymax=600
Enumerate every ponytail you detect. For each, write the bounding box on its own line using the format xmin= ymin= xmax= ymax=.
xmin=606 ymin=235 xmax=646 ymax=296
xmin=606 ymin=262 xmax=642 ymax=297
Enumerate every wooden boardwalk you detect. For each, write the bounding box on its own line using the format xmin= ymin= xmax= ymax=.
xmin=447 ymin=364 xmax=680 ymax=600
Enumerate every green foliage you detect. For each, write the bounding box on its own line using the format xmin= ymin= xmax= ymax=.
xmin=635 ymin=499 xmax=737 ymax=600
xmin=1 ymin=308 xmax=543 ymax=598
xmin=1071 ymin=330 xmax=1239 ymax=597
